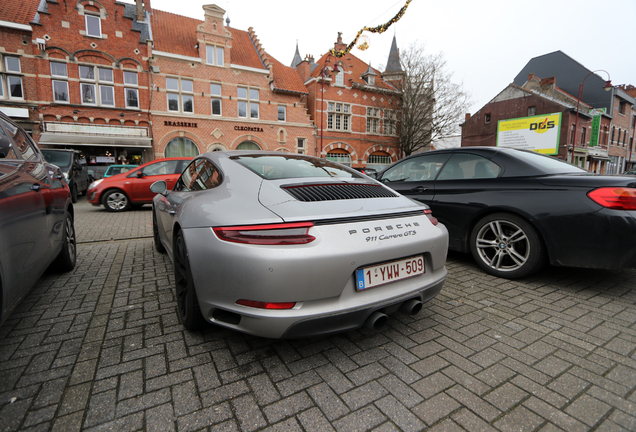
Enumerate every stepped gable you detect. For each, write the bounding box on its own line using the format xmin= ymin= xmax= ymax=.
xmin=0 ymin=0 xmax=41 ymax=25
xmin=233 ymin=26 xmax=267 ymax=70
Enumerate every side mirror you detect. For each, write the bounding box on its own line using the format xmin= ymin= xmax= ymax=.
xmin=150 ymin=180 xmax=167 ymax=195
xmin=137 ymin=170 xmax=144 ymax=178
xmin=0 ymin=136 xmax=11 ymax=158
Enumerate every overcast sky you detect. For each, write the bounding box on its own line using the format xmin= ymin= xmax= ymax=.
xmin=145 ymin=0 xmax=635 ymax=114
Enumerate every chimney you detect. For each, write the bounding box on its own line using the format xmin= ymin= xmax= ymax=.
xmin=465 ymin=113 xmax=471 ymax=121
xmin=136 ymin=0 xmax=144 ymax=21
xmin=528 ymin=73 xmax=536 ymax=81
xmin=540 ymin=76 xmax=556 ymax=86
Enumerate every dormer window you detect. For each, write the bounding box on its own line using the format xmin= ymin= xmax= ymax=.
xmin=206 ymin=45 xmax=224 ymax=67
xmin=85 ymin=14 xmax=102 ymax=38
xmin=364 ymin=75 xmax=375 ymax=86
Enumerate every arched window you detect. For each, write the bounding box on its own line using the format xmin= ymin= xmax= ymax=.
xmin=367 ymin=152 xmax=392 ymax=171
xmin=326 ymin=149 xmax=351 ymax=166
xmin=236 ymin=141 xmax=261 ymax=150
xmin=164 ymin=137 xmax=199 ymax=157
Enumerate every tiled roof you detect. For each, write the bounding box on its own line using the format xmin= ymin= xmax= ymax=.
xmin=311 ymin=52 xmax=396 ymax=91
xmin=150 ymin=10 xmax=305 ymax=94
xmin=151 ymin=10 xmax=200 ymax=58
xmin=0 ymin=0 xmax=40 ymax=26
xmin=269 ymin=55 xmax=308 ymax=95
xmin=227 ymin=26 xmax=265 ymax=70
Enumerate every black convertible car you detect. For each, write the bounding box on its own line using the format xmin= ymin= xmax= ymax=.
xmin=377 ymin=147 xmax=636 ymax=279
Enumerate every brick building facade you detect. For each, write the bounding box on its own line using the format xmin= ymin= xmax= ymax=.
xmin=461 ymin=73 xmax=623 ymax=174
xmin=1 ymin=0 xmax=404 ymax=176
xmin=293 ymin=34 xmax=402 ymax=171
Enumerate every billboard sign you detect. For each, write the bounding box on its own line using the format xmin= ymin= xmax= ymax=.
xmin=496 ymin=113 xmax=562 ymax=155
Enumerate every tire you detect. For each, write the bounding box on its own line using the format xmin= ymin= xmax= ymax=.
xmin=103 ymin=190 xmax=129 ymax=212
xmin=174 ymin=231 xmax=206 ymax=330
xmin=153 ymin=210 xmax=166 ymax=254
xmin=71 ymin=184 xmax=78 ymax=203
xmin=53 ymin=211 xmax=76 ymax=272
xmin=469 ymin=213 xmax=545 ymax=279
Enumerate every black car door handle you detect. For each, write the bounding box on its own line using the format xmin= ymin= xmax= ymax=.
xmin=411 ymin=186 xmax=429 ymax=193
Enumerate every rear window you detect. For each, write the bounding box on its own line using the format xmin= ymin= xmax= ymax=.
xmin=42 ymin=150 xmax=73 ymax=170
xmin=233 ymin=154 xmax=363 ymax=180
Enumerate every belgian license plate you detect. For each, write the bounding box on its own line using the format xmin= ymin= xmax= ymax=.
xmin=356 ymin=255 xmax=425 ymax=291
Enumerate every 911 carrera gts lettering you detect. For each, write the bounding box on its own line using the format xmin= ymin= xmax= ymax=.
xmin=366 ymin=230 xmax=417 ymax=242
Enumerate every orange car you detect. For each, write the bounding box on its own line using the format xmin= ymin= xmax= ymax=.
xmin=87 ymin=157 xmax=192 ymax=211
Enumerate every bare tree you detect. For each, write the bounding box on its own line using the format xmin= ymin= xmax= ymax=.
xmin=389 ymin=43 xmax=471 ymax=157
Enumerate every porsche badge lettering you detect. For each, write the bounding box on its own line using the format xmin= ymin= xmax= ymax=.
xmin=348 ymin=222 xmax=421 ymax=242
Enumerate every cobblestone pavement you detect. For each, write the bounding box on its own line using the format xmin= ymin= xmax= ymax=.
xmin=1 ymin=197 xmax=635 ymax=431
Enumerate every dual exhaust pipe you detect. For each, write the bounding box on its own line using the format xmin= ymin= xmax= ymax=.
xmin=364 ymin=298 xmax=423 ymax=330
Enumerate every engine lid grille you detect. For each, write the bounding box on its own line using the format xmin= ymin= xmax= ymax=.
xmin=282 ymin=183 xmax=398 ymax=202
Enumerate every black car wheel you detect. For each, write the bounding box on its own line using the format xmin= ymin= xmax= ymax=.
xmin=103 ymin=190 xmax=129 ymax=212
xmin=174 ymin=231 xmax=206 ymax=330
xmin=53 ymin=211 xmax=76 ymax=272
xmin=470 ymin=213 xmax=545 ymax=279
xmin=153 ymin=210 xmax=166 ymax=253
xmin=71 ymin=184 xmax=78 ymax=203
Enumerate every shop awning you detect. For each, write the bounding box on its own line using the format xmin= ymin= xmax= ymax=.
xmin=588 ymin=154 xmax=610 ymax=161
xmin=39 ymin=132 xmax=152 ymax=148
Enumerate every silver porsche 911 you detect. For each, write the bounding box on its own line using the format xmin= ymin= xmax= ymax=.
xmin=151 ymin=152 xmax=448 ymax=339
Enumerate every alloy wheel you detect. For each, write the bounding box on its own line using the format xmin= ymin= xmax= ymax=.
xmin=475 ymin=219 xmax=530 ymax=273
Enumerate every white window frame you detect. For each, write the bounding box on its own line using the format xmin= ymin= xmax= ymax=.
xmin=52 ymin=80 xmax=69 ymax=103
xmin=327 ymin=102 xmax=350 ymax=131
xmin=125 ymin=88 xmax=139 ymax=109
xmin=206 ymin=45 xmax=224 ymax=67
xmin=296 ymin=137 xmax=305 ymax=154
xmin=237 ymin=86 xmax=259 ymax=119
xmin=7 ymin=76 xmax=24 ymax=100
xmin=166 ymin=77 xmax=194 ymax=113
xmin=1 ymin=56 xmax=23 ymax=100
xmin=5 ymin=57 xmax=21 ymax=73
xmin=366 ymin=108 xmax=380 ymax=134
xmin=123 ymin=71 xmax=138 ymax=86
xmin=85 ymin=14 xmax=102 ymax=38
xmin=335 ymin=72 xmax=344 ymax=86
xmin=78 ymin=65 xmax=114 ymax=106
xmin=278 ymin=105 xmax=286 ymax=122
xmin=210 ymin=83 xmax=222 ymax=116
xmin=123 ymin=71 xmax=139 ymax=109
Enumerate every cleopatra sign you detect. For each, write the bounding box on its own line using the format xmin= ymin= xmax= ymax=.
xmin=497 ymin=113 xmax=562 ymax=155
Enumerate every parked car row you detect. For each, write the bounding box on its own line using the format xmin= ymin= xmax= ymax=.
xmin=375 ymin=147 xmax=636 ymax=279
xmin=4 ymin=115 xmax=636 ymax=336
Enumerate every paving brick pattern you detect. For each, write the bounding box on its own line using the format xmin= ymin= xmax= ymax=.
xmin=1 ymin=198 xmax=635 ymax=431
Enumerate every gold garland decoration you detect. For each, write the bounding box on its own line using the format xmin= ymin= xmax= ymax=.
xmin=329 ymin=0 xmax=412 ymax=58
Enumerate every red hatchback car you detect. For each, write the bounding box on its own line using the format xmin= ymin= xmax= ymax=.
xmin=87 ymin=157 xmax=192 ymax=211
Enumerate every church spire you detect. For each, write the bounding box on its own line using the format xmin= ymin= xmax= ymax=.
xmin=290 ymin=41 xmax=303 ymax=68
xmin=384 ymin=35 xmax=402 ymax=74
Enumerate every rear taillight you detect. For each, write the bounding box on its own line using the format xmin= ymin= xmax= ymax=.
xmin=213 ymin=222 xmax=315 ymax=245
xmin=588 ymin=187 xmax=636 ymax=210
xmin=424 ymin=209 xmax=439 ymax=225
xmin=236 ymin=300 xmax=296 ymax=309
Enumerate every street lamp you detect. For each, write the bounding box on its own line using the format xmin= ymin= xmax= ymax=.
xmin=573 ymin=70 xmax=612 ymax=152
xmin=319 ymin=61 xmax=340 ymax=157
